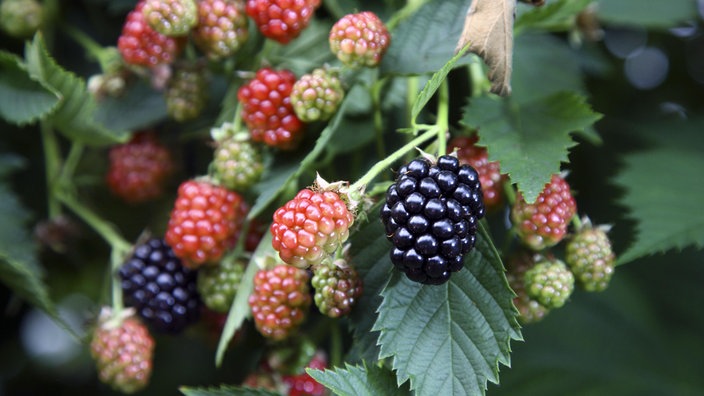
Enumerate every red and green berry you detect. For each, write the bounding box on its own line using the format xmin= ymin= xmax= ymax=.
xmin=271 ymin=187 xmax=354 ymax=269
xmin=245 ymin=0 xmax=320 ymax=44
xmin=329 ymin=11 xmax=391 ymax=68
xmin=118 ymin=0 xmax=185 ymax=67
xmin=511 ymin=174 xmax=577 ymax=251
xmin=449 ymin=135 xmax=506 ymax=212
xmin=193 ymin=0 xmax=249 ymax=60
xmin=290 ymin=68 xmax=345 ymax=122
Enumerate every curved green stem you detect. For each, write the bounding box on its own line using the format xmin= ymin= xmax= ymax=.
xmin=59 ymin=142 xmax=84 ymax=185
xmin=371 ymin=77 xmax=387 ymax=161
xmin=40 ymin=122 xmax=61 ymax=218
xmin=387 ymin=0 xmax=429 ymax=31
xmin=330 ymin=320 xmax=343 ymax=368
xmin=436 ymin=81 xmax=450 ymax=156
xmin=62 ymin=24 xmax=118 ymax=72
xmin=57 ymin=193 xmax=131 ymax=312
xmin=349 ymin=127 xmax=438 ymax=192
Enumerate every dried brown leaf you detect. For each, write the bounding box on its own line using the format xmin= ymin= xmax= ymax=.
xmin=455 ymin=0 xmax=516 ymax=96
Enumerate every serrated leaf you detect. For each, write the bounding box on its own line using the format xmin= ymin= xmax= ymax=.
xmin=512 ymin=33 xmax=584 ymax=105
xmin=615 ymin=148 xmax=704 ymax=265
xmin=24 ymin=34 xmax=128 ymax=146
xmin=456 ymin=0 xmax=515 ymax=95
xmin=0 ymin=154 xmax=76 ymax=339
xmin=373 ymin=225 xmax=521 ymax=396
xmin=596 ymin=0 xmax=697 ymax=29
xmin=180 ymin=385 xmax=279 ymax=396
xmin=0 ymin=50 xmax=60 ymax=125
xmin=462 ymin=92 xmax=602 ymax=203
xmin=411 ymin=43 xmax=471 ymax=122
xmin=514 ymin=0 xmax=592 ymax=34
xmin=346 ymin=209 xmax=395 ymax=363
xmin=308 ymin=362 xmax=411 ymax=396
xmin=215 ymin=232 xmax=273 ymax=367
xmin=381 ymin=0 xmax=471 ymax=75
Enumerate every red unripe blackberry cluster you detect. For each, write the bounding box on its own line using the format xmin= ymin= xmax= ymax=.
xmin=238 ymin=67 xmax=305 ymax=150
xmin=270 ymin=188 xmax=354 ymax=268
xmin=106 ymin=132 xmax=174 ymax=204
xmin=449 ymin=135 xmax=506 ymax=212
xmin=511 ymin=174 xmax=577 ymax=251
xmin=165 ymin=179 xmax=248 ymax=268
xmin=117 ymin=0 xmax=185 ymax=66
xmin=329 ymin=11 xmax=391 ymax=68
xmin=245 ymin=0 xmax=320 ymax=44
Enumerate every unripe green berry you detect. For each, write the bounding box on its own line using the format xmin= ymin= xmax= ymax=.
xmin=312 ymin=258 xmax=362 ymax=318
xmin=524 ymin=258 xmax=574 ymax=309
xmin=506 ymin=251 xmax=549 ymax=324
xmin=566 ymin=225 xmax=615 ymax=292
xmin=197 ymin=256 xmax=246 ymax=313
xmin=290 ymin=68 xmax=345 ymax=122
xmin=0 ymin=0 xmax=43 ymax=38
xmin=142 ymin=0 xmax=197 ymax=36
xmin=210 ymin=124 xmax=263 ymax=191
xmin=166 ymin=62 xmax=208 ymax=122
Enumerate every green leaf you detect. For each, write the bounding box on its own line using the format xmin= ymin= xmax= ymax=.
xmin=0 ymin=50 xmax=60 ymax=125
xmin=373 ymin=225 xmax=521 ymax=396
xmin=411 ymin=42 xmax=471 ymax=122
xmin=24 ymin=34 xmax=128 ymax=146
xmin=0 ymin=154 xmax=76 ymax=339
xmin=215 ymin=232 xmax=273 ymax=366
xmin=596 ymin=0 xmax=698 ymax=28
xmin=94 ymin=80 xmax=168 ymax=131
xmin=512 ymin=33 xmax=584 ymax=105
xmin=514 ymin=0 xmax=592 ymax=34
xmin=180 ymin=385 xmax=279 ymax=396
xmin=308 ymin=362 xmax=411 ymax=396
xmin=269 ymin=19 xmax=336 ymax=76
xmin=381 ymin=0 xmax=471 ymax=75
xmin=614 ymin=148 xmax=704 ymax=265
xmin=346 ymin=208 xmax=395 ymax=363
xmin=462 ymin=92 xmax=602 ymax=204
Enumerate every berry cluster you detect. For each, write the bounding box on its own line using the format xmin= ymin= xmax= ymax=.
xmin=270 ymin=187 xmax=354 ymax=268
xmin=311 ymin=256 xmax=363 ymax=317
xmin=449 ymin=135 xmax=506 ymax=212
xmin=165 ymin=179 xmax=248 ymax=268
xmin=165 ymin=62 xmax=208 ymax=122
xmin=90 ymin=308 xmax=155 ymax=394
xmin=193 ymin=0 xmax=249 ymax=59
xmin=118 ymin=0 xmax=185 ymax=67
xmin=381 ymin=155 xmax=485 ymax=285
xmin=106 ymin=132 xmax=174 ymax=204
xmin=245 ymin=0 xmax=320 ymax=44
xmin=119 ymin=238 xmax=202 ymax=333
xmin=238 ymin=67 xmax=304 ymax=150
xmin=329 ymin=11 xmax=391 ymax=68
xmin=248 ymin=261 xmax=312 ymax=340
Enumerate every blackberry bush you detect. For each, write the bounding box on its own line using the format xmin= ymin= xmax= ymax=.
xmin=4 ymin=1 xmax=699 ymax=395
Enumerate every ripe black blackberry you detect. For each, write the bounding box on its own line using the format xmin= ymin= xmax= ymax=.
xmin=119 ymin=238 xmax=201 ymax=333
xmin=380 ymin=155 xmax=485 ymax=285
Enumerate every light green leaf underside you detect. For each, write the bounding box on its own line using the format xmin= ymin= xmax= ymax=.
xmin=462 ymin=92 xmax=601 ymax=204
xmin=373 ymin=225 xmax=521 ymax=396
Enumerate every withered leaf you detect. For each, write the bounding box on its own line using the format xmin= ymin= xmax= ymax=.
xmin=455 ymin=0 xmax=516 ymax=96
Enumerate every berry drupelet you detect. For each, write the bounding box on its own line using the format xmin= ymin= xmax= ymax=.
xmin=380 ymin=155 xmax=485 ymax=285
xmin=119 ymin=238 xmax=201 ymax=333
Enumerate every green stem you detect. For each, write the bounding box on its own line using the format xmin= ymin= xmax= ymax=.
xmin=406 ymin=76 xmax=418 ymax=127
xmin=371 ymin=77 xmax=387 ymax=161
xmin=57 ymin=193 xmax=131 ymax=311
xmin=330 ymin=320 xmax=343 ymax=368
xmin=387 ymin=0 xmax=429 ymax=31
xmin=349 ymin=127 xmax=438 ymax=192
xmin=436 ymin=81 xmax=450 ymax=156
xmin=503 ymin=180 xmax=517 ymax=206
xmin=59 ymin=143 xmax=84 ymax=185
xmin=40 ymin=122 xmax=62 ymax=218
xmin=323 ymin=0 xmax=346 ymax=20
xmin=468 ymin=59 xmax=491 ymax=97
xmin=571 ymin=214 xmax=583 ymax=230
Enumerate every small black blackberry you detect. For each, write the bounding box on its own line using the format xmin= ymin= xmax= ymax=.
xmin=119 ymin=238 xmax=201 ymax=333
xmin=380 ymin=155 xmax=485 ymax=285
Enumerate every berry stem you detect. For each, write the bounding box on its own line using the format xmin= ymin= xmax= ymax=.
xmin=330 ymin=319 xmax=342 ymax=368
xmin=571 ymin=214 xmax=583 ymax=230
xmin=59 ymin=142 xmax=84 ymax=185
xmin=387 ymin=0 xmax=430 ymax=30
xmin=348 ymin=126 xmax=438 ymax=192
xmin=40 ymin=121 xmax=62 ymax=219
xmin=468 ymin=58 xmax=491 ymax=97
xmin=436 ymin=80 xmax=450 ymax=156
xmin=371 ymin=76 xmax=387 ymax=162
xmin=503 ymin=180 xmax=517 ymax=206
xmin=62 ymin=23 xmax=117 ymax=72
